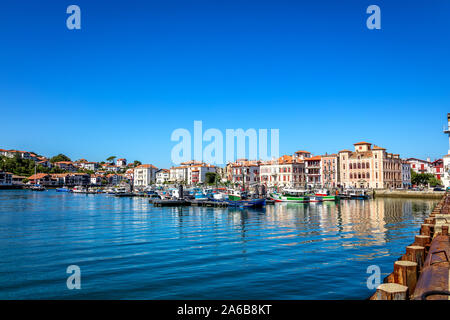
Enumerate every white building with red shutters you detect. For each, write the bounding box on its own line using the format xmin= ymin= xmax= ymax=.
xmin=229 ymin=159 xmax=260 ymax=186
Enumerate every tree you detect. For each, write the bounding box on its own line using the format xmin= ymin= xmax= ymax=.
xmin=133 ymin=160 xmax=142 ymax=167
xmin=106 ymin=156 xmax=116 ymax=164
xmin=428 ymin=176 xmax=442 ymax=187
xmin=50 ymin=154 xmax=71 ymax=163
xmin=205 ymin=172 xmax=217 ymax=185
xmin=411 ymin=170 xmax=439 ymax=187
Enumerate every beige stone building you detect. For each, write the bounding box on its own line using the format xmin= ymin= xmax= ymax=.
xmin=338 ymin=142 xmax=402 ymax=189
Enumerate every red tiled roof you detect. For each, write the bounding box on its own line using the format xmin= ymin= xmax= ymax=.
xmin=353 ymin=141 xmax=372 ymax=145
xmin=136 ymin=164 xmax=158 ymax=169
xmin=306 ymin=156 xmax=322 ymax=161
xmin=28 ymin=173 xmax=49 ymax=180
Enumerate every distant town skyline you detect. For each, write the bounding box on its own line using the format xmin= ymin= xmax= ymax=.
xmin=1 ymin=1 xmax=449 ymax=168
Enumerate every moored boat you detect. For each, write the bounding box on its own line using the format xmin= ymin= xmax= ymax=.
xmin=270 ymin=189 xmax=309 ymax=203
xmin=315 ymin=188 xmax=339 ymax=201
xmin=227 ymin=198 xmax=266 ymax=208
xmin=30 ymin=184 xmax=46 ymax=191
xmin=56 ymin=187 xmax=72 ymax=192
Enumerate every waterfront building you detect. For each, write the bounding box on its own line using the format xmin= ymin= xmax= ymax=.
xmin=0 ymin=171 xmax=12 ymax=186
xmin=338 ymin=142 xmax=403 ymax=189
xmin=90 ymin=174 xmax=103 ymax=186
xmin=293 ymin=150 xmax=312 ymax=161
xmin=106 ymin=174 xmax=123 ymax=186
xmin=305 ymin=156 xmax=322 ymax=187
xmin=406 ymin=158 xmax=433 ymax=174
xmin=28 ymin=173 xmax=56 ymax=186
xmin=169 ymin=161 xmax=216 ymax=185
xmin=156 ymin=169 xmax=170 ymax=184
xmin=133 ymin=164 xmax=158 ymax=187
xmin=320 ymin=153 xmax=339 ymax=188
xmin=430 ymin=159 xmax=443 ymax=181
xmin=401 ymin=161 xmax=412 ymax=188
xmin=116 ymin=158 xmax=127 ymax=167
xmin=169 ymin=166 xmax=188 ymax=184
xmin=229 ymin=159 xmax=260 ymax=186
xmin=12 ymin=175 xmax=27 ymax=185
xmin=260 ymin=155 xmax=306 ymax=188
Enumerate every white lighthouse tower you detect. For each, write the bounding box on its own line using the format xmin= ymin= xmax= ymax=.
xmin=443 ymin=113 xmax=450 ymax=189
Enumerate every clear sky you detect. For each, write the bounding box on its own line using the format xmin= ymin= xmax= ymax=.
xmin=1 ymin=0 xmax=449 ymax=168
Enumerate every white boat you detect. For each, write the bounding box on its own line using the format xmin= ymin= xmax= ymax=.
xmin=73 ymin=186 xmax=87 ymax=193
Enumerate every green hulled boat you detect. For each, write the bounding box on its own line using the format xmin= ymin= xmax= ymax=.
xmin=270 ymin=189 xmax=309 ymax=203
xmin=315 ymin=188 xmax=340 ymax=201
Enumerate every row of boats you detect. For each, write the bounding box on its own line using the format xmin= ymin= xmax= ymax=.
xmin=33 ymin=184 xmax=370 ymax=208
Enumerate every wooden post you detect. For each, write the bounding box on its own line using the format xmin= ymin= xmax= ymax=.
xmin=414 ymin=235 xmax=430 ymax=247
xmin=420 ymin=224 xmax=434 ymax=237
xmin=373 ymin=283 xmax=409 ymax=300
xmin=405 ymin=245 xmax=425 ymax=271
xmin=393 ymin=261 xmax=418 ymax=294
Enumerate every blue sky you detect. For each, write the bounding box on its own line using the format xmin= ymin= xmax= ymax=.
xmin=0 ymin=0 xmax=449 ymax=168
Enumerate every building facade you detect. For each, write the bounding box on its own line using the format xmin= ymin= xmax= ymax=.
xmin=259 ymin=155 xmax=306 ymax=188
xmin=321 ymin=154 xmax=339 ymax=188
xmin=133 ymin=164 xmax=158 ymax=187
xmin=339 ymin=142 xmax=402 ymax=189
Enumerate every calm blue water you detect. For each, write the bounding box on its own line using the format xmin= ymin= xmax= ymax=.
xmin=0 ymin=190 xmax=437 ymax=299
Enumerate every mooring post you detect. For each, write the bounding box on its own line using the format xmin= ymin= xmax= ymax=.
xmin=373 ymin=283 xmax=409 ymax=300
xmin=393 ymin=260 xmax=418 ymax=294
xmin=414 ymin=235 xmax=431 ymax=247
xmin=420 ymin=224 xmax=434 ymax=237
xmin=405 ymin=245 xmax=425 ymax=271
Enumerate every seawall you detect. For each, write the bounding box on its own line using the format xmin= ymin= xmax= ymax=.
xmin=373 ymin=190 xmax=445 ymax=199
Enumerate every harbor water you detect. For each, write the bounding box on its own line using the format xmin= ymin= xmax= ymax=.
xmin=0 ymin=190 xmax=438 ymax=299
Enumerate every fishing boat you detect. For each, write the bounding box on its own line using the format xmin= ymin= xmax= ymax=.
xmin=194 ymin=191 xmax=208 ymax=200
xmin=315 ymin=188 xmax=339 ymax=201
xmin=270 ymin=189 xmax=309 ymax=203
xmin=227 ymin=198 xmax=266 ymax=208
xmin=56 ymin=187 xmax=72 ymax=192
xmin=308 ymin=195 xmax=323 ymax=203
xmin=349 ymin=189 xmax=369 ymax=200
xmin=226 ymin=189 xmax=265 ymax=208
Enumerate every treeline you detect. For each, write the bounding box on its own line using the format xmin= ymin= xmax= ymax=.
xmin=411 ymin=170 xmax=442 ymax=187
xmin=0 ymin=155 xmax=66 ymax=176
